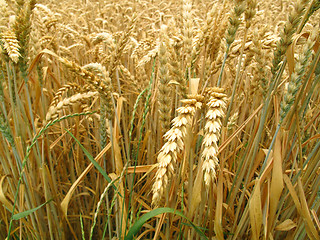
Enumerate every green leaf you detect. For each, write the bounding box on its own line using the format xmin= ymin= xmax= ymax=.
xmin=12 ymin=199 xmax=53 ymax=220
xmin=124 ymin=207 xmax=208 ymax=240
xmin=66 ymin=129 xmax=122 ymax=197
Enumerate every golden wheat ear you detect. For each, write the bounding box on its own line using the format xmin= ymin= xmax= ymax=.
xmin=201 ymin=87 xmax=227 ymax=188
xmin=1 ymin=30 xmax=20 ymax=63
xmin=152 ymin=95 xmax=204 ymax=206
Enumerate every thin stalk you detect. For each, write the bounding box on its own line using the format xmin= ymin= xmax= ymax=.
xmin=217 ymin=45 xmax=230 ymax=87
xmin=20 ymin=63 xmax=42 ymax=167
xmin=80 ymin=213 xmax=85 ymax=240
xmin=129 ymin=88 xmax=147 ymax=144
xmin=259 ymin=123 xmax=281 ymax=174
xmin=125 ymin=58 xmax=156 ymax=235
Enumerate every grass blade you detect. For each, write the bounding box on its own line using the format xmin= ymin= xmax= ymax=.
xmin=66 ymin=129 xmax=122 ymax=197
xmin=12 ymin=199 xmax=52 ymax=220
xmin=124 ymin=207 xmax=208 ymax=240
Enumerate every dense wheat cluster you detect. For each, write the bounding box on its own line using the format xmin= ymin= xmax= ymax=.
xmin=0 ymin=0 xmax=320 ymax=239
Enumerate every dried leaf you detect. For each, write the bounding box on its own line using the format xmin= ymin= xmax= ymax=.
xmin=298 ymin=178 xmax=320 ymax=239
xmin=61 ymin=143 xmax=111 ymax=217
xmin=0 ymin=176 xmax=14 ymax=213
xmin=311 ymin=209 xmax=320 ymax=232
xmin=113 ymin=98 xmax=127 ymax=237
xmin=268 ymin=132 xmax=283 ymax=233
xmin=275 ymin=219 xmax=296 ymax=231
xmin=283 ymin=174 xmax=301 ymax=214
xmin=189 ymin=78 xmax=200 ymax=95
xmin=127 ymin=164 xmax=156 ymax=173
xmin=188 ymin=166 xmax=203 ymax=218
xmin=249 ymin=179 xmax=262 ymax=240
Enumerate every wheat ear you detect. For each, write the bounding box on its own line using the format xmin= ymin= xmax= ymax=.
xmin=0 ymin=30 xmax=20 ymax=63
xmin=152 ymin=97 xmax=199 ymax=206
xmin=280 ymin=27 xmax=317 ymax=123
xmin=45 ymin=91 xmax=98 ymax=124
xmin=158 ymin=24 xmax=172 ymax=132
xmin=201 ymin=87 xmax=227 ymax=188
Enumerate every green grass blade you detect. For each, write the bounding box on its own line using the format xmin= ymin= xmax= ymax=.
xmin=80 ymin=213 xmax=85 ymax=240
xmin=12 ymin=199 xmax=52 ymax=220
xmin=66 ymin=129 xmax=122 ymax=197
xmin=124 ymin=207 xmax=208 ymax=240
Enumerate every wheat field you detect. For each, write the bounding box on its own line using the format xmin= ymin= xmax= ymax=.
xmin=0 ymin=0 xmax=320 ymax=239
